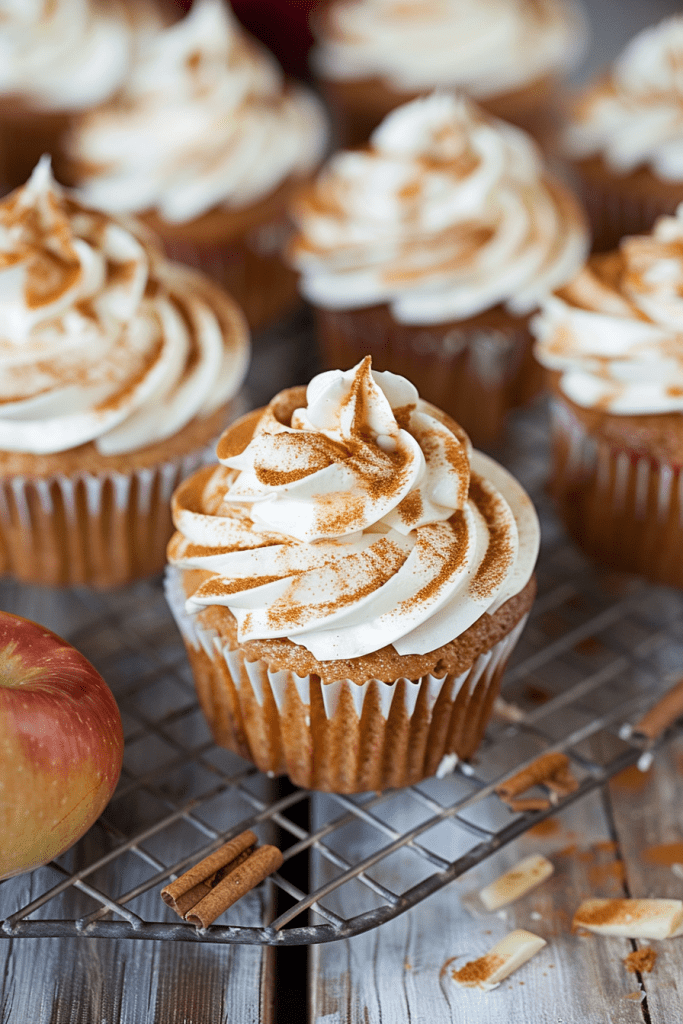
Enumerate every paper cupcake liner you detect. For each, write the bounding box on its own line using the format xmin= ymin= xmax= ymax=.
xmin=165 ymin=566 xmax=528 ymax=793
xmin=550 ymin=398 xmax=683 ymax=588
xmin=573 ymin=162 xmax=683 ymax=253
xmin=316 ymin=306 xmax=540 ymax=447
xmin=0 ymin=448 xmax=210 ymax=590
xmin=156 ymin=221 xmax=300 ymax=334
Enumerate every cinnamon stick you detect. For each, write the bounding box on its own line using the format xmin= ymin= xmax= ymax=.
xmin=496 ymin=753 xmax=578 ymax=806
xmin=161 ymin=830 xmax=281 ymax=925
xmin=632 ymin=677 xmax=683 ymax=741
xmin=186 ymin=844 xmax=283 ymax=929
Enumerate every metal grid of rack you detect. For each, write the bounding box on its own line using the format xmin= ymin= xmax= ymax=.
xmin=2 ymin=402 xmax=682 ymax=946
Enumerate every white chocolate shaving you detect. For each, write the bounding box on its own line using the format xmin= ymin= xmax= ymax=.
xmin=451 ymin=929 xmax=547 ymax=991
xmin=573 ymin=899 xmax=683 ymax=940
xmin=479 ymin=854 xmax=554 ymax=911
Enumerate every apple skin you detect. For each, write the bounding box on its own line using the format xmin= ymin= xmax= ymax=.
xmin=0 ymin=611 xmax=124 ymax=880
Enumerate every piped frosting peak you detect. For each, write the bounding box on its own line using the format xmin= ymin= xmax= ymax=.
xmin=169 ymin=358 xmax=539 ymax=661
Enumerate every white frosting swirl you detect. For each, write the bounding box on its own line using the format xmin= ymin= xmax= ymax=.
xmin=289 ymin=93 xmax=588 ymax=324
xmin=66 ymin=0 xmax=329 ymax=224
xmin=169 ymin=358 xmax=539 ymax=661
xmin=533 ymin=205 xmax=683 ymax=415
xmin=0 ymin=158 xmax=250 ymax=456
xmin=567 ymin=16 xmax=683 ymax=181
xmin=0 ymin=0 xmax=159 ymax=112
xmin=313 ymin=0 xmax=586 ymax=97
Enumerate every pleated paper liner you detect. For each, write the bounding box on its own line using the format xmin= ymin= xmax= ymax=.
xmin=549 ymin=398 xmax=683 ymax=589
xmin=573 ymin=157 xmax=683 ymax=254
xmin=0 ymin=451 xmax=209 ymax=590
xmin=165 ymin=566 xmax=529 ymax=793
xmin=315 ymin=305 xmax=540 ymax=448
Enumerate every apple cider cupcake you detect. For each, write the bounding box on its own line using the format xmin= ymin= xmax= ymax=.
xmin=62 ymin=0 xmax=329 ymax=332
xmin=312 ymin=0 xmax=587 ymax=149
xmin=533 ymin=206 xmax=683 ymax=588
xmin=0 ymin=0 xmax=161 ymax=190
xmin=165 ymin=357 xmax=539 ymax=793
xmin=0 ymin=158 xmax=249 ymax=589
xmin=288 ymin=93 xmax=588 ymax=447
xmin=566 ymin=16 xmax=683 ymax=252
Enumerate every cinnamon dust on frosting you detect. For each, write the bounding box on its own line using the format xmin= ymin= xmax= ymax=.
xmin=169 ymin=358 xmax=540 ymax=663
xmin=288 ymin=92 xmax=588 ymax=324
xmin=0 ymin=158 xmax=249 ymax=456
xmin=533 ymin=204 xmax=683 ymax=415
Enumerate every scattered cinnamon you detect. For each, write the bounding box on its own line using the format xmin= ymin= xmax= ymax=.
xmin=632 ymin=677 xmax=683 ymax=741
xmin=624 ymin=948 xmax=657 ymax=975
xmin=496 ymin=752 xmax=579 ymax=809
xmin=161 ymin=830 xmax=282 ymax=928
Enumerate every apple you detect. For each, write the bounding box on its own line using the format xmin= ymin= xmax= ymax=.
xmin=0 ymin=611 xmax=124 ymax=880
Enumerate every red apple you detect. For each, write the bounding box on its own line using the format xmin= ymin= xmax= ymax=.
xmin=0 ymin=611 xmax=124 ymax=880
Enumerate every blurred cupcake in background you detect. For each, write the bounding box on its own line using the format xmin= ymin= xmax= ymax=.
xmin=566 ymin=16 xmax=683 ymax=252
xmin=312 ymin=0 xmax=587 ymax=149
xmin=533 ymin=206 xmax=683 ymax=589
xmin=63 ymin=0 xmax=329 ymax=332
xmin=0 ymin=158 xmax=250 ymax=589
xmin=288 ymin=93 xmax=588 ymax=447
xmin=0 ymin=0 xmax=161 ymax=191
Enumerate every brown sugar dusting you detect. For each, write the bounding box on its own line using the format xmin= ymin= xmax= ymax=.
xmin=396 ymin=490 xmax=423 ymax=527
xmin=642 ymin=841 xmax=683 ymax=866
xmin=265 ymin=537 xmax=407 ymax=631
xmin=468 ymin=474 xmax=514 ymax=601
xmin=196 ymin=575 xmax=284 ymax=598
xmin=397 ymin=515 xmax=469 ymax=615
xmin=313 ymin=491 xmax=366 ymax=535
xmin=451 ymin=953 xmax=506 ymax=987
xmin=624 ymin=947 xmax=657 ymax=975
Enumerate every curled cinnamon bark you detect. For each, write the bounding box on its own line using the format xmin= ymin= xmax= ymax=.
xmin=161 ymin=830 xmax=283 ymax=928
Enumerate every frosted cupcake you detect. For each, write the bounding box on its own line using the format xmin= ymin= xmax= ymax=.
xmin=0 ymin=0 xmax=160 ymax=190
xmin=165 ymin=357 xmax=539 ymax=793
xmin=566 ymin=16 xmax=683 ymax=252
xmin=312 ymin=0 xmax=587 ymax=148
xmin=288 ymin=93 xmax=588 ymax=447
xmin=63 ymin=0 xmax=329 ymax=332
xmin=533 ymin=206 xmax=683 ymax=588
xmin=0 ymin=159 xmax=249 ymax=589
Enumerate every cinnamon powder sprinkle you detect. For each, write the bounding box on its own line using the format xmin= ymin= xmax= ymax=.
xmin=624 ymin=948 xmax=657 ymax=975
xmin=468 ymin=474 xmax=513 ymax=600
xmin=451 ymin=954 xmax=505 ymax=987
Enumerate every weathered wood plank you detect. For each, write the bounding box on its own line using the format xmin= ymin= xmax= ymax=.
xmin=607 ymin=736 xmax=683 ymax=1021
xmin=309 ymin=789 xmax=646 ymax=1024
xmin=0 ymin=579 xmax=275 ymax=1024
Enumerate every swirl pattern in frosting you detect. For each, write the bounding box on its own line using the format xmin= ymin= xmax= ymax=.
xmin=66 ymin=0 xmax=329 ymax=224
xmin=0 ymin=157 xmax=250 ymax=456
xmin=312 ymin=0 xmax=586 ymax=97
xmin=0 ymin=0 xmax=160 ymax=111
xmin=533 ymin=205 xmax=683 ymax=415
xmin=288 ymin=93 xmax=588 ymax=324
xmin=169 ymin=358 xmax=539 ymax=661
xmin=566 ymin=16 xmax=683 ymax=180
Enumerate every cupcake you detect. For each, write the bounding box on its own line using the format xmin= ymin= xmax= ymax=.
xmin=0 ymin=0 xmax=160 ymax=191
xmin=312 ymin=0 xmax=587 ymax=149
xmin=0 ymin=158 xmax=250 ymax=589
xmin=165 ymin=357 xmax=539 ymax=793
xmin=566 ymin=16 xmax=683 ymax=252
xmin=288 ymin=92 xmax=589 ymax=447
xmin=533 ymin=206 xmax=683 ymax=588
xmin=63 ymin=0 xmax=329 ymax=332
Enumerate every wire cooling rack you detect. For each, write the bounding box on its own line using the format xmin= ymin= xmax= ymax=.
xmin=1 ymin=399 xmax=683 ymax=946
